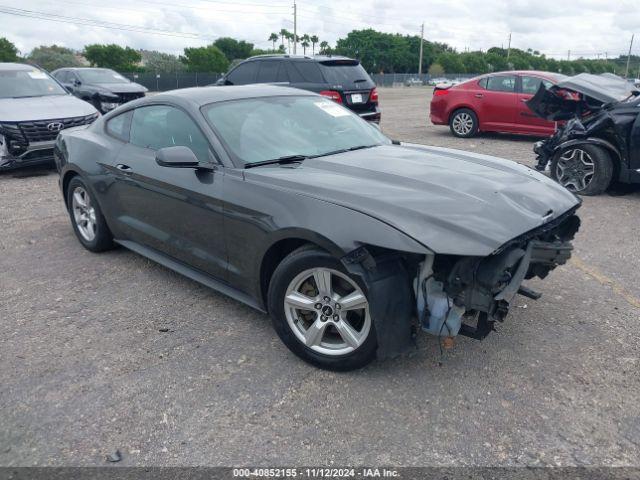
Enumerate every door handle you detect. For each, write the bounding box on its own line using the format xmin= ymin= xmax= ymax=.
xmin=475 ymin=93 xmax=483 ymax=98
xmin=116 ymin=163 xmax=133 ymax=174
xmin=521 ymin=98 xmax=529 ymax=103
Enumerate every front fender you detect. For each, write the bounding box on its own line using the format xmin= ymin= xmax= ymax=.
xmin=555 ymin=137 xmax=621 ymax=162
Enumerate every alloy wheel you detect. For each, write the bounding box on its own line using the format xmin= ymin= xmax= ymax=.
xmin=71 ymin=186 xmax=97 ymax=241
xmin=452 ymin=112 xmax=474 ymax=136
xmin=556 ymin=148 xmax=595 ymax=192
xmin=283 ymin=267 xmax=371 ymax=356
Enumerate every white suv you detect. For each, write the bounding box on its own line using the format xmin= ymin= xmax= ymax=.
xmin=0 ymin=63 xmax=98 ymax=170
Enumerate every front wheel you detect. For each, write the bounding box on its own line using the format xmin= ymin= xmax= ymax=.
xmin=550 ymin=144 xmax=613 ymax=196
xmin=268 ymin=246 xmax=377 ymax=371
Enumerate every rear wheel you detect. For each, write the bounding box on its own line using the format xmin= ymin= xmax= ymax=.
xmin=66 ymin=177 xmax=115 ymax=252
xmin=449 ymin=108 xmax=478 ymax=138
xmin=550 ymin=144 xmax=613 ymax=196
xmin=268 ymin=246 xmax=377 ymax=371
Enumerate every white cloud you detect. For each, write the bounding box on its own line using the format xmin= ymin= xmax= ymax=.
xmin=1 ymin=0 xmax=636 ymax=60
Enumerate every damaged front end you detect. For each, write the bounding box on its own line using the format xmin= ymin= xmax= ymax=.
xmin=414 ymin=209 xmax=580 ymax=341
xmin=527 ymin=73 xmax=639 ymax=173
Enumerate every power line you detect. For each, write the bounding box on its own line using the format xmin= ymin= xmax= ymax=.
xmin=0 ymin=5 xmax=216 ymax=40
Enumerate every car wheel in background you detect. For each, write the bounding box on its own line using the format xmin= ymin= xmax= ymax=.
xmin=551 ymin=144 xmax=613 ymax=196
xmin=66 ymin=176 xmax=115 ymax=252
xmin=268 ymin=246 xmax=377 ymax=371
xmin=449 ymin=108 xmax=478 ymax=138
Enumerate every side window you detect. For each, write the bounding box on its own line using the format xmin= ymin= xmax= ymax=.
xmin=522 ymin=76 xmax=545 ymax=95
xmin=56 ymin=71 xmax=69 ymax=83
xmin=130 ymin=105 xmax=211 ymax=162
xmin=486 ymin=75 xmax=516 ymax=93
xmin=227 ymin=62 xmax=258 ymax=85
xmin=256 ymin=61 xmax=281 ymax=83
xmin=287 ymin=61 xmax=324 ymax=83
xmin=106 ymin=110 xmax=132 ymax=142
xmin=478 ymin=77 xmax=488 ymax=89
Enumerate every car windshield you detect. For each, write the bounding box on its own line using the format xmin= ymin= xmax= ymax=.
xmin=0 ymin=68 xmax=67 ymax=98
xmin=78 ymin=69 xmax=129 ymax=84
xmin=202 ymin=95 xmax=389 ymax=165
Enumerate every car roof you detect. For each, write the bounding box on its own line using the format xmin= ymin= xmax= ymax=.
xmin=143 ymin=84 xmax=317 ymax=107
xmin=0 ymin=62 xmax=42 ymax=72
xmin=244 ymin=54 xmax=355 ymax=63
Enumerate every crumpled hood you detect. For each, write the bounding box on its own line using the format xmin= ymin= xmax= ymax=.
xmin=91 ymin=82 xmax=147 ymax=94
xmin=245 ymin=144 xmax=580 ymax=256
xmin=0 ymin=95 xmax=97 ymax=122
xmin=527 ymin=73 xmax=639 ymax=121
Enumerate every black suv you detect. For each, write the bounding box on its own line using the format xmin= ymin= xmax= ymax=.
xmin=217 ymin=55 xmax=380 ymax=123
xmin=51 ymin=68 xmax=147 ymax=114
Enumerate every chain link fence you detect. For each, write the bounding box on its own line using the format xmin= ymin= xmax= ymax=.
xmin=121 ymin=71 xmax=477 ymax=92
xmin=121 ymin=72 xmax=223 ymax=91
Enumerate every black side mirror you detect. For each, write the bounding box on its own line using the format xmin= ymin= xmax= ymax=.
xmin=156 ymin=146 xmax=200 ymax=168
xmin=74 ymin=79 xmax=81 ymax=87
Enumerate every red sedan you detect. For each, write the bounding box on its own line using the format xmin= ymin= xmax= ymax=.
xmin=430 ymin=71 xmax=567 ymax=138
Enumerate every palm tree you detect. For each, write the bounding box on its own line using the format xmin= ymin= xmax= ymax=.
xmin=279 ymin=29 xmax=289 ymax=51
xmin=268 ymin=33 xmax=279 ymax=52
xmin=310 ymin=35 xmax=319 ymax=55
xmin=285 ymin=31 xmax=293 ymax=54
xmin=319 ymin=41 xmax=329 ymax=54
xmin=301 ymin=40 xmax=310 ymax=55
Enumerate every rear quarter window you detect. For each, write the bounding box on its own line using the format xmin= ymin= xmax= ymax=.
xmin=105 ymin=110 xmax=132 ymax=142
xmin=286 ymin=61 xmax=324 ymax=83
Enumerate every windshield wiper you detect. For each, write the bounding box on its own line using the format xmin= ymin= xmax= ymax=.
xmin=244 ymin=154 xmax=308 ymax=169
xmin=309 ymin=144 xmax=377 ymax=158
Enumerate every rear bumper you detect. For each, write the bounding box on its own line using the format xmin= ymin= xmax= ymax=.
xmin=0 ymin=139 xmax=55 ymax=170
xmin=358 ymin=110 xmax=381 ymax=123
xmin=429 ymin=111 xmax=447 ymax=125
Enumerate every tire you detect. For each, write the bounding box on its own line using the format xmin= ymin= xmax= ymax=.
xmin=449 ymin=108 xmax=478 ymax=138
xmin=550 ymin=144 xmax=613 ymax=196
xmin=66 ymin=176 xmax=115 ymax=252
xmin=268 ymin=246 xmax=377 ymax=371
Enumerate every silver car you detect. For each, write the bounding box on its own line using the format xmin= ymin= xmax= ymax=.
xmin=0 ymin=63 xmax=98 ymax=170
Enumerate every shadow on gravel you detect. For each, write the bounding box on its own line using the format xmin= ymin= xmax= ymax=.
xmin=0 ymin=164 xmax=56 ymax=179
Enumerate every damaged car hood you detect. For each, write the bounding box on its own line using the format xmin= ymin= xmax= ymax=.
xmin=245 ymin=144 xmax=580 ymax=256
xmin=527 ymin=73 xmax=639 ymax=121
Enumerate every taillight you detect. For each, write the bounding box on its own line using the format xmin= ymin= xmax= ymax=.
xmin=370 ymin=87 xmax=379 ymax=103
xmin=434 ymin=89 xmax=450 ymax=96
xmin=319 ymin=90 xmax=342 ymax=103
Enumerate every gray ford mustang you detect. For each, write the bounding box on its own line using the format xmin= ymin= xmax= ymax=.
xmin=55 ymin=85 xmax=581 ymax=370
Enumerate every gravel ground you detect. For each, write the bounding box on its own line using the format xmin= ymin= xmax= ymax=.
xmin=1 ymin=87 xmax=639 ymax=467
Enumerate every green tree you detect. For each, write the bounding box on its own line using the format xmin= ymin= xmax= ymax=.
xmin=180 ymin=44 xmax=229 ymax=72
xmin=268 ymin=33 xmax=279 ymax=52
xmin=428 ymin=63 xmax=444 ymax=76
xmin=141 ymin=50 xmax=185 ymax=73
xmin=27 ymin=45 xmax=81 ymax=71
xmin=310 ymin=35 xmax=319 ymax=55
xmin=319 ymin=41 xmax=329 ymax=54
xmin=213 ymin=37 xmax=254 ymax=62
xmin=301 ymin=40 xmax=310 ymax=55
xmin=84 ymin=44 xmax=141 ymax=71
xmin=434 ymin=52 xmax=465 ymax=74
xmin=279 ymin=29 xmax=289 ymax=51
xmin=0 ymin=37 xmax=19 ymax=62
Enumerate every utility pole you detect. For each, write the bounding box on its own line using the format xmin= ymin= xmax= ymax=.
xmin=567 ymin=50 xmax=570 ymax=61
xmin=418 ymin=22 xmax=424 ymax=75
xmin=625 ymin=34 xmax=634 ymax=78
xmin=506 ymin=32 xmax=511 ymax=61
xmin=293 ymin=1 xmax=297 ymax=55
